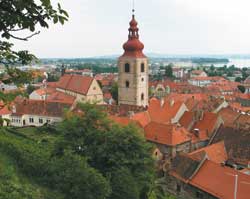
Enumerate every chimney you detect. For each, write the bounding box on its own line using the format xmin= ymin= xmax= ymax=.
xmin=170 ymin=99 xmax=175 ymax=107
xmin=160 ymin=98 xmax=165 ymax=107
xmin=194 ymin=128 xmax=199 ymax=137
xmin=200 ymin=111 xmax=204 ymax=121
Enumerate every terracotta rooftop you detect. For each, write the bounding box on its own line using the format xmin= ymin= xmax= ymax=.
xmin=218 ymin=107 xmax=240 ymax=127
xmin=190 ymin=160 xmax=250 ymax=199
xmin=144 ymin=122 xmax=191 ymax=146
xmin=193 ymin=112 xmax=219 ymax=137
xmin=0 ymin=105 xmax=12 ymax=115
xmin=12 ymin=99 xmax=71 ymax=118
xmin=170 ymin=154 xmax=250 ymax=199
xmin=47 ymin=91 xmax=76 ymax=104
xmin=179 ymin=111 xmax=194 ymax=129
xmin=189 ymin=141 xmax=228 ymax=164
xmin=148 ymin=98 xmax=184 ymax=124
xmin=131 ymin=111 xmax=151 ymax=128
xmin=32 ymin=87 xmax=56 ymax=96
xmin=57 ymin=74 xmax=94 ymax=95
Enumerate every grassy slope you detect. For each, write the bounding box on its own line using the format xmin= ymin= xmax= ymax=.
xmin=0 ymin=127 xmax=64 ymax=199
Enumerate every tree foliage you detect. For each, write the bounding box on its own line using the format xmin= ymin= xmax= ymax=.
xmin=0 ymin=0 xmax=68 ymax=65
xmin=55 ymin=103 xmax=155 ymax=199
xmin=238 ymin=85 xmax=246 ymax=93
xmin=165 ymin=64 xmax=173 ymax=78
xmin=111 ymin=82 xmax=118 ymax=102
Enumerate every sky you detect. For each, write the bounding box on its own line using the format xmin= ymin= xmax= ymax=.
xmin=12 ymin=0 xmax=250 ymax=58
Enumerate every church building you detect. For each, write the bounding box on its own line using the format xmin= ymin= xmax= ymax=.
xmin=118 ymin=12 xmax=149 ymax=107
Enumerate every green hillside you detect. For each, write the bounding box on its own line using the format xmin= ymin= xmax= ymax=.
xmin=0 ymin=129 xmax=64 ymax=199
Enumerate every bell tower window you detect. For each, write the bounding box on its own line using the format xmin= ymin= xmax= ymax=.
xmin=141 ymin=93 xmax=144 ymax=101
xmin=141 ymin=63 xmax=145 ymax=72
xmin=126 ymin=81 xmax=130 ymax=88
xmin=125 ymin=63 xmax=130 ymax=73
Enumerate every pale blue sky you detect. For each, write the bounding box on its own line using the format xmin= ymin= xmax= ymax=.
xmin=13 ymin=0 xmax=250 ymax=58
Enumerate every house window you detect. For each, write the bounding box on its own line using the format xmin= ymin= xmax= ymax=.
xmin=39 ymin=118 xmax=43 ymax=124
xmin=141 ymin=93 xmax=144 ymax=101
xmin=141 ymin=78 xmax=144 ymax=82
xmin=29 ymin=118 xmax=34 ymax=123
xmin=126 ymin=81 xmax=130 ymax=88
xmin=141 ymin=63 xmax=145 ymax=72
xmin=125 ymin=63 xmax=130 ymax=73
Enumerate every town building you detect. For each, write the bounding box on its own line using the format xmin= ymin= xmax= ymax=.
xmin=56 ymin=74 xmax=103 ymax=104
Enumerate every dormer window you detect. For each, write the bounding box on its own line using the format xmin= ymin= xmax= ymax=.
xmin=125 ymin=63 xmax=130 ymax=73
xmin=141 ymin=63 xmax=145 ymax=72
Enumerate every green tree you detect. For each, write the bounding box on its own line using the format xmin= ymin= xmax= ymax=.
xmin=165 ymin=64 xmax=173 ymax=78
xmin=109 ymin=168 xmax=140 ymax=199
xmin=26 ymin=84 xmax=36 ymax=95
xmin=111 ymin=82 xmax=118 ymax=102
xmin=55 ymin=103 xmax=154 ymax=199
xmin=238 ymin=85 xmax=246 ymax=93
xmin=235 ymin=77 xmax=242 ymax=83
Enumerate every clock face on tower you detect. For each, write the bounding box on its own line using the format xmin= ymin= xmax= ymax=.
xmin=118 ymin=14 xmax=148 ymax=107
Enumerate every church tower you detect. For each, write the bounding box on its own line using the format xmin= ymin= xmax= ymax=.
xmin=118 ymin=12 xmax=148 ymax=107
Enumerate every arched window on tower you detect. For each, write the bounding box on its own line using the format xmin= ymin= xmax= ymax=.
xmin=125 ymin=63 xmax=130 ymax=73
xmin=126 ymin=81 xmax=130 ymax=88
xmin=141 ymin=63 xmax=145 ymax=73
xmin=141 ymin=93 xmax=144 ymax=101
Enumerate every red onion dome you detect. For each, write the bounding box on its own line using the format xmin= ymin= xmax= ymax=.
xmin=121 ymin=15 xmax=146 ymax=58
xmin=123 ymin=38 xmax=144 ymax=52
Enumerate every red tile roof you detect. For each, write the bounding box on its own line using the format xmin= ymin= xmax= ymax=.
xmin=193 ymin=112 xmax=219 ymax=137
xmin=218 ymin=107 xmax=239 ymax=127
xmin=144 ymin=122 xmax=191 ymax=146
xmin=179 ymin=111 xmax=194 ymax=129
xmin=109 ymin=115 xmax=131 ymax=126
xmin=189 ymin=141 xmax=228 ymax=164
xmin=12 ymin=99 xmax=71 ymax=117
xmin=57 ymin=74 xmax=94 ymax=95
xmin=33 ymin=87 xmax=56 ymax=96
xmin=148 ymin=98 xmax=184 ymax=124
xmin=47 ymin=91 xmax=76 ymax=104
xmin=190 ymin=160 xmax=250 ymax=199
xmin=0 ymin=106 xmax=12 ymax=115
xmin=131 ymin=111 xmax=151 ymax=128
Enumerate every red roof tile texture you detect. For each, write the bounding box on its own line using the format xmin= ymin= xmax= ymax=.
xmin=190 ymin=160 xmax=250 ymax=199
xmin=12 ymin=99 xmax=71 ymax=117
xmin=144 ymin=122 xmax=191 ymax=146
xmin=193 ymin=112 xmax=219 ymax=137
xmin=57 ymin=74 xmax=94 ymax=95
xmin=47 ymin=91 xmax=76 ymax=104
xmin=189 ymin=141 xmax=228 ymax=164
